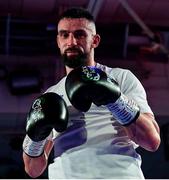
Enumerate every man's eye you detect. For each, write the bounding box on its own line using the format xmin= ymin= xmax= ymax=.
xmin=74 ymin=30 xmax=87 ymax=39
xmin=59 ymin=32 xmax=69 ymax=39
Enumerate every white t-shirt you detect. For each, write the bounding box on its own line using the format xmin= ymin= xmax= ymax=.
xmin=47 ymin=63 xmax=153 ymax=179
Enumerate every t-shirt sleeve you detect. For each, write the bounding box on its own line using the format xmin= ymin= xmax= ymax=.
xmin=108 ymin=68 xmax=153 ymax=115
xmin=120 ymin=70 xmax=153 ymax=114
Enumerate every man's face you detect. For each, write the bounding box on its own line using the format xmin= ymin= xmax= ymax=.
xmin=57 ymin=18 xmax=98 ymax=68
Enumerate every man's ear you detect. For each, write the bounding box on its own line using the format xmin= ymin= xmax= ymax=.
xmin=92 ymin=34 xmax=101 ymax=48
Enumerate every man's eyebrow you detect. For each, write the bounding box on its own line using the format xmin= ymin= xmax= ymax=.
xmin=58 ymin=28 xmax=94 ymax=33
xmin=58 ymin=29 xmax=85 ymax=32
xmin=58 ymin=30 xmax=68 ymax=33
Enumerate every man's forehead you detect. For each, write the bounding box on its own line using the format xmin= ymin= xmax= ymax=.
xmin=58 ymin=18 xmax=96 ymax=33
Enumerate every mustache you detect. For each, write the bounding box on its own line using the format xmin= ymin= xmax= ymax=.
xmin=64 ymin=46 xmax=82 ymax=53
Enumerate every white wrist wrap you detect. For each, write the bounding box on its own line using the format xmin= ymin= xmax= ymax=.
xmin=106 ymin=94 xmax=140 ymax=125
xmin=23 ymin=135 xmax=46 ymax=157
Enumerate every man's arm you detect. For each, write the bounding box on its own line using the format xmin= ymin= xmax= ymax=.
xmin=125 ymin=113 xmax=160 ymax=151
xmin=65 ymin=66 xmax=161 ymax=152
xmin=23 ymin=140 xmax=54 ymax=178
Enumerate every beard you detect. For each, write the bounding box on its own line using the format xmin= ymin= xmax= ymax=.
xmin=61 ymin=47 xmax=88 ymax=68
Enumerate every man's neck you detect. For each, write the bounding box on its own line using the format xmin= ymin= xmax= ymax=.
xmin=65 ymin=60 xmax=96 ymax=75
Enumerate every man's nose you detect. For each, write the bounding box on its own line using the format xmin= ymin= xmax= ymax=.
xmin=67 ymin=33 xmax=77 ymax=46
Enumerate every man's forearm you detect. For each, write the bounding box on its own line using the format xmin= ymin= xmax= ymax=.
xmin=125 ymin=113 xmax=161 ymax=151
xmin=23 ymin=140 xmax=54 ymax=178
xmin=23 ymin=152 xmax=47 ymax=178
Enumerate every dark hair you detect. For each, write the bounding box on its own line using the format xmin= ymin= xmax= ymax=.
xmin=59 ymin=7 xmax=95 ymax=23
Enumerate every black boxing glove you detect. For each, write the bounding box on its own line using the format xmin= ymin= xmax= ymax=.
xmin=23 ymin=92 xmax=68 ymax=157
xmin=65 ymin=66 xmax=140 ymax=125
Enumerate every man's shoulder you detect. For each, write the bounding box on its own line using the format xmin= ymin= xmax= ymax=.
xmin=45 ymin=76 xmax=66 ymax=93
xmin=96 ymin=62 xmax=131 ymax=76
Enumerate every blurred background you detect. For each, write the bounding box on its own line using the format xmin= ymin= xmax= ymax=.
xmin=0 ymin=0 xmax=169 ymax=178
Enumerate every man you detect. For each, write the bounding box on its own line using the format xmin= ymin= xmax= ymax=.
xmin=23 ymin=7 xmax=160 ymax=179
